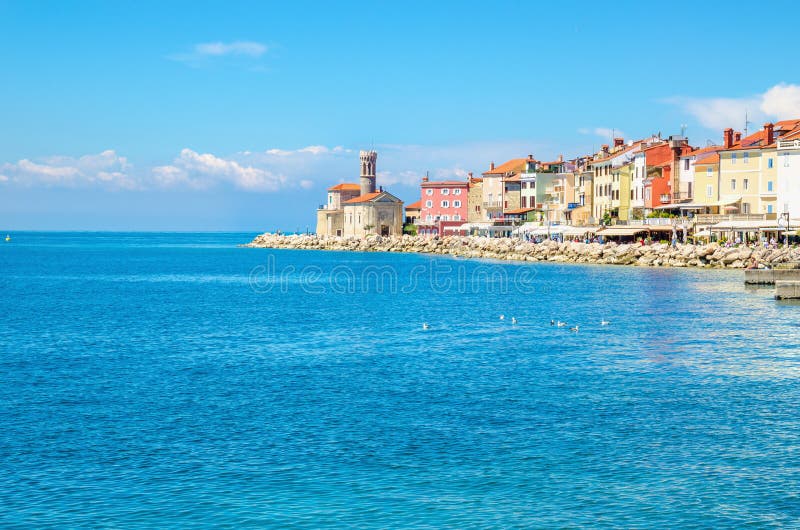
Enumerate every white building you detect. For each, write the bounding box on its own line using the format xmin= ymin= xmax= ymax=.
xmin=777 ymin=126 xmax=800 ymax=219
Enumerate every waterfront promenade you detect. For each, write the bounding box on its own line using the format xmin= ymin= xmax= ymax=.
xmin=246 ymin=233 xmax=800 ymax=269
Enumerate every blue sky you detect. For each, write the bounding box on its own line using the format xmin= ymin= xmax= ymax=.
xmin=2 ymin=0 xmax=800 ymax=230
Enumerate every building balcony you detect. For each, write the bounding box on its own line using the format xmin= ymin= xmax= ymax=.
xmin=483 ymin=200 xmax=503 ymax=208
xmin=778 ymin=139 xmax=800 ymax=150
xmin=695 ymin=213 xmax=766 ymax=225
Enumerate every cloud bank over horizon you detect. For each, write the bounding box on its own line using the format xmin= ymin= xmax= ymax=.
xmin=666 ymin=83 xmax=800 ymax=131
xmin=0 ymin=140 xmax=546 ymax=195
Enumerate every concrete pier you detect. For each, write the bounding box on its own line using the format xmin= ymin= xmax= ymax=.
xmin=744 ymin=268 xmax=800 ymax=285
xmin=775 ymin=281 xmax=800 ymax=300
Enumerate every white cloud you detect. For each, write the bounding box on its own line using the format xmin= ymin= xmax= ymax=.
xmin=168 ymin=40 xmax=269 ymax=66
xmin=299 ymin=179 xmax=314 ymax=189
xmin=1 ymin=150 xmax=136 ymax=189
xmin=578 ymin=127 xmax=626 ymax=140
xmin=153 ymin=148 xmax=285 ymax=191
xmin=195 ymin=41 xmax=267 ymax=57
xmin=761 ymin=83 xmax=800 ymax=118
xmin=665 ymin=83 xmax=800 ymax=130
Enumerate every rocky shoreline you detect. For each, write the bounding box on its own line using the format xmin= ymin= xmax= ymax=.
xmin=244 ymin=233 xmax=800 ymax=269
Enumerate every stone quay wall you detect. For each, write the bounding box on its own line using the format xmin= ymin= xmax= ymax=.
xmin=244 ymin=233 xmax=800 ymax=269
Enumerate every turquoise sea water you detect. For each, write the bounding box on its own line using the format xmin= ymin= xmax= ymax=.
xmin=2 ymin=232 xmax=799 ymax=527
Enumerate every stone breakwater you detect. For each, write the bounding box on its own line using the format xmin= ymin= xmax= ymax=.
xmin=245 ymin=233 xmax=800 ymax=269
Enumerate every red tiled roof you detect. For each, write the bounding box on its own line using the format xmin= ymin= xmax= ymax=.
xmin=695 ymin=154 xmax=720 ymax=165
xmin=591 ymin=141 xmax=644 ymax=164
xmin=421 ymin=180 xmax=469 ymax=187
xmin=503 ymin=207 xmax=535 ymax=214
xmin=482 ymin=158 xmax=528 ymax=176
xmin=328 ymin=183 xmax=360 ymax=191
xmin=503 ymin=174 xmax=522 ymax=182
xmin=406 ymin=200 xmax=422 ymax=210
xmin=723 ymin=119 xmax=800 ymax=151
xmin=343 ymin=191 xmax=383 ymax=204
xmin=682 ymin=145 xmax=720 ymax=158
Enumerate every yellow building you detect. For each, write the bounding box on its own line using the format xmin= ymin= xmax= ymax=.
xmin=693 ymin=153 xmax=720 ymax=207
xmin=615 ymin=163 xmax=633 ymax=221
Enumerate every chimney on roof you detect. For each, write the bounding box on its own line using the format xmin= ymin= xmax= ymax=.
xmin=723 ymin=128 xmax=733 ymax=149
xmin=601 ymin=144 xmax=609 ymax=155
xmin=490 ymin=161 xmax=495 ymax=170
xmin=422 ymin=176 xmax=429 ymax=183
xmin=764 ymin=122 xmax=775 ymax=145
xmin=734 ymin=131 xmax=742 ymax=143
xmin=613 ymin=138 xmax=624 ymax=148
xmin=558 ymin=154 xmax=563 ymax=162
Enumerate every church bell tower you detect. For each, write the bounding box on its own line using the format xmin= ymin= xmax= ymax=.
xmin=359 ymin=150 xmax=377 ymax=196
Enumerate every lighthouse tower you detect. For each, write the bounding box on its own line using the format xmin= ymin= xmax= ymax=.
xmin=359 ymin=150 xmax=377 ymax=196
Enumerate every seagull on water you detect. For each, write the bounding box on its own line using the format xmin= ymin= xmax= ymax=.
xmin=550 ymin=319 xmax=555 ymax=326
xmin=570 ymin=325 xmax=579 ymax=333
xmin=557 ymin=321 xmax=567 ymax=327
xmin=422 ymin=323 xmax=429 ymax=330
xmin=499 ymin=314 xmax=505 ymax=321
xmin=600 ymin=319 xmax=610 ymax=326
xmin=511 ymin=317 xmax=517 ymax=325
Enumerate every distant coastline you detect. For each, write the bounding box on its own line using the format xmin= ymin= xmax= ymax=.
xmin=245 ymin=233 xmax=799 ymax=269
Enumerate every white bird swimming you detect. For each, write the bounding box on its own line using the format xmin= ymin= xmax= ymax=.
xmin=550 ymin=319 xmax=555 ymax=326
xmin=511 ymin=317 xmax=517 ymax=325
xmin=600 ymin=319 xmax=610 ymax=326
xmin=570 ymin=325 xmax=579 ymax=333
xmin=557 ymin=321 xmax=567 ymax=327
xmin=499 ymin=314 xmax=505 ymax=321
xmin=422 ymin=323 xmax=429 ymax=330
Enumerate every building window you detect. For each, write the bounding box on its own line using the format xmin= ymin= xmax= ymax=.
xmin=732 ymin=153 xmax=737 ymax=164
xmin=442 ymin=215 xmax=450 ymax=221
xmin=768 ymin=158 xmax=774 ymax=169
xmin=743 ymin=152 xmax=749 ymax=164
xmin=441 ymin=189 xmax=450 ymax=195
xmin=684 ymin=159 xmax=690 ymax=170
xmin=425 ymin=189 xmax=433 ymax=196
xmin=454 ymin=214 xmax=461 ymax=221
xmin=731 ymin=179 xmax=736 ymax=190
xmin=743 ymin=179 xmax=749 ymax=190
xmin=521 ymin=196 xmax=527 ymax=207
xmin=768 ymin=181 xmax=774 ymax=192
xmin=768 ymin=204 xmax=774 ymax=214
xmin=425 ymin=200 xmax=432 ymax=208
xmin=707 ymin=166 xmax=712 ymax=176
xmin=706 ymin=185 xmax=713 ymax=198
xmin=742 ymin=203 xmax=750 ymax=214
xmin=426 ymin=214 xmax=433 ymax=222
xmin=441 ymin=200 xmax=449 ymax=208
xmin=454 ymin=189 xmax=461 ymax=195
xmin=453 ymin=200 xmax=461 ymax=208
xmin=785 ymin=153 xmax=790 ymax=167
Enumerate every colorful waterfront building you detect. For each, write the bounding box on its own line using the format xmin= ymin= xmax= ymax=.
xmin=481 ymin=158 xmax=528 ymax=221
xmin=405 ymin=200 xmax=421 ymax=225
xmin=777 ymin=122 xmax=800 ymax=218
xmin=642 ymin=137 xmax=692 ymax=213
xmin=316 ymin=150 xmax=404 ymax=237
xmin=418 ymin=177 xmax=469 ymax=235
xmin=466 ymin=174 xmax=484 ymax=222
xmin=718 ymin=121 xmax=800 ymax=217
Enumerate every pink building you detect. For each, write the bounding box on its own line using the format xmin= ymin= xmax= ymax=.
xmin=418 ymin=177 xmax=469 ymax=236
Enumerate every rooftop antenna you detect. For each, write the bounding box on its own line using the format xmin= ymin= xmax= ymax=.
xmin=681 ymin=124 xmax=687 ymax=137
xmin=744 ymin=111 xmax=752 ymax=137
